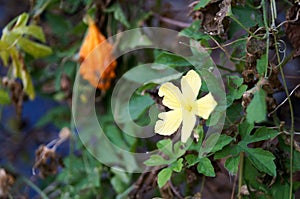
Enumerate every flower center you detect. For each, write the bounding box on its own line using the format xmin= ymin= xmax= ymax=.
xmin=184 ymin=104 xmax=193 ymax=112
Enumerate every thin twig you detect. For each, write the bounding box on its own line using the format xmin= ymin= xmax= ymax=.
xmin=153 ymin=13 xmax=190 ymax=28
xmin=208 ymin=35 xmax=246 ymax=62
xmin=200 ymin=175 xmax=206 ymax=195
xmin=238 ymin=152 xmax=244 ymax=199
xmin=216 ymin=64 xmax=237 ymax=73
xmin=285 ymin=75 xmax=300 ymax=79
xmin=169 ymin=181 xmax=184 ymax=199
xmin=268 ymin=84 xmax=300 ymax=116
xmin=283 ymin=131 xmax=300 ymax=135
xmin=204 ymin=37 xmax=248 ymax=50
xmin=231 ymin=173 xmax=238 ymax=199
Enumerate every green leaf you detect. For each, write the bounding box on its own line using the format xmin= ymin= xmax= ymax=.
xmin=0 ymin=40 xmax=10 ymax=51
xmin=224 ymin=103 xmax=243 ymax=128
xmin=157 ymin=139 xmax=172 ymax=149
xmin=231 ymin=6 xmax=263 ymax=26
xmin=155 ymin=51 xmax=191 ymax=67
xmin=1 ymin=32 xmax=19 ymax=47
xmin=157 ymin=168 xmax=172 ymax=188
xmin=238 ymin=120 xmax=254 ymax=139
xmin=15 ymin=13 xmax=29 ymax=28
xmin=0 ymin=51 xmax=10 ymax=66
xmin=243 ymin=157 xmax=266 ymax=190
xmin=214 ymin=145 xmax=242 ymax=159
xmin=13 ymin=25 xmax=46 ymax=42
xmin=193 ymin=0 xmax=211 ymax=10
xmin=228 ymin=5 xmax=263 ymax=38
xmin=130 ymin=11 xmax=152 ymax=28
xmin=33 ymin=0 xmax=53 ymax=17
xmin=145 ymin=73 xmax=183 ymax=85
xmin=225 ymin=155 xmax=240 ymax=174
xmin=197 ymin=157 xmax=215 ymax=177
xmin=170 ymin=158 xmax=183 ymax=172
xmin=179 ymin=20 xmax=210 ymax=41
xmin=243 ymin=127 xmax=278 ymax=144
xmin=210 ymin=134 xmax=234 ymax=153
xmin=10 ymin=48 xmax=22 ymax=78
xmin=105 ymin=3 xmax=130 ymax=28
xmin=17 ymin=37 xmax=52 ymax=58
xmin=270 ymin=180 xmax=290 ymax=199
xmin=123 ymin=64 xmax=181 ymax=85
xmin=21 ymin=69 xmax=35 ymax=100
xmin=0 ymin=89 xmax=11 ymax=105
xmin=35 ymin=106 xmax=70 ymax=128
xmin=129 ymin=94 xmax=154 ymax=120
xmin=199 ymin=134 xmax=219 ymax=155
xmin=111 ymin=176 xmax=125 ymax=193
xmin=173 ymin=141 xmax=186 ymax=157
xmin=144 ymin=155 xmax=168 ymax=166
xmin=9 ymin=43 xmax=35 ymax=99
xmin=88 ymin=167 xmax=101 ymax=188
xmin=111 ymin=169 xmax=130 ymax=193
xmin=118 ymin=29 xmax=152 ymax=51
xmin=105 ymin=125 xmax=131 ymax=150
xmin=200 ymin=134 xmax=232 ymax=156
xmin=227 ymin=76 xmax=247 ymax=106
xmin=46 ymin=12 xmax=72 ymax=33
xmin=257 ymin=54 xmax=267 ymax=75
xmin=242 ymin=147 xmax=276 ymax=176
xmin=228 ymin=76 xmax=244 ymax=87
xmin=292 ymin=150 xmax=300 ymax=172
xmin=187 ymin=139 xmax=202 ymax=152
xmin=246 ymin=89 xmax=266 ymax=123
xmin=233 ymin=85 xmax=247 ymax=100
xmin=156 ymin=139 xmax=174 ymax=158
xmin=185 ymin=154 xmax=199 ymax=167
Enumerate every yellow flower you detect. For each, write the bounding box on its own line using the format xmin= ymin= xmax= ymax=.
xmin=155 ymin=70 xmax=217 ymax=143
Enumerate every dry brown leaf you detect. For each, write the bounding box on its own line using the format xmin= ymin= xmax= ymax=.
xmin=285 ymin=3 xmax=300 ymax=57
xmin=79 ymin=18 xmax=117 ymax=91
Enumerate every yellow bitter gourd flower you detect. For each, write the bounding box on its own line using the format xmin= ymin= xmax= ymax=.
xmin=155 ymin=70 xmax=217 ymax=143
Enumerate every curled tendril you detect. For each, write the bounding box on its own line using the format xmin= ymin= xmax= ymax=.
xmin=277 ymin=40 xmax=287 ymax=53
xmin=276 ymin=9 xmax=300 ymax=29
xmin=274 ymin=40 xmax=287 ymax=69
xmin=267 ymin=65 xmax=273 ymax=79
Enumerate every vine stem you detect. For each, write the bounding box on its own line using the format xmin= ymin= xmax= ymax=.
xmin=200 ymin=175 xmax=206 ymax=195
xmin=231 ymin=172 xmax=238 ymax=199
xmin=261 ymin=0 xmax=270 ymax=78
xmin=229 ymin=14 xmax=256 ymax=38
xmin=270 ymin=0 xmax=295 ymax=195
xmin=22 ymin=177 xmax=49 ymax=199
xmin=274 ymin=34 xmax=295 ymax=199
xmin=268 ymin=84 xmax=300 ymax=116
xmin=238 ymin=152 xmax=244 ymax=199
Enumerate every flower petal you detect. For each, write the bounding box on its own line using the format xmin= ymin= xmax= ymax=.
xmin=181 ymin=70 xmax=201 ymax=101
xmin=181 ymin=110 xmax=196 ymax=143
xmin=158 ymin=82 xmax=183 ymax=109
xmin=195 ymin=93 xmax=217 ymax=119
xmin=155 ymin=109 xmax=182 ymax=136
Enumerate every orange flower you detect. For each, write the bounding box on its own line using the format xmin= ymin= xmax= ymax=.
xmin=79 ymin=19 xmax=117 ymax=91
